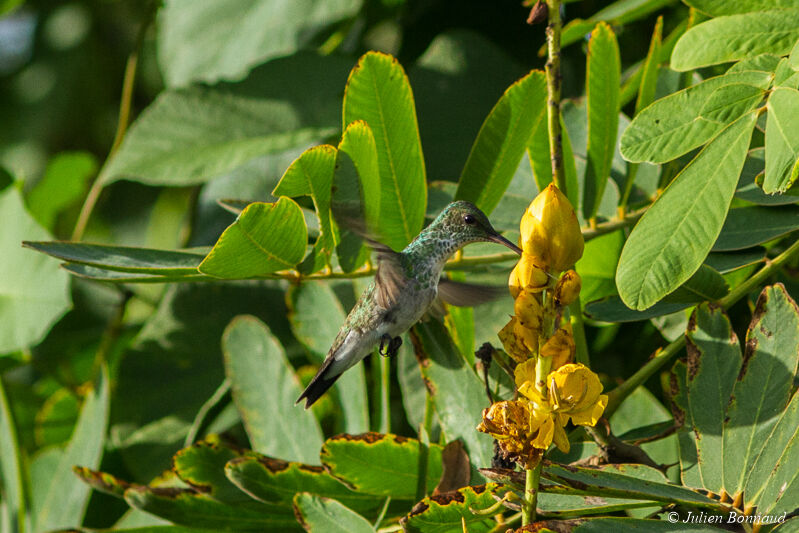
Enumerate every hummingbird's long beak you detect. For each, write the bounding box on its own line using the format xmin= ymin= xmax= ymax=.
xmin=488 ymin=232 xmax=522 ymax=255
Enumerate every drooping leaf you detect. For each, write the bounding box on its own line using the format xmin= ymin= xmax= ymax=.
xmin=616 ymin=112 xmax=757 ymax=310
xmin=712 ymin=205 xmax=799 ymax=251
xmin=620 ymin=71 xmax=770 ymax=164
xmin=124 ymin=485 xmax=301 ymax=532
xmin=765 ymin=87 xmax=799 ymax=193
xmin=222 ymin=315 xmax=323 ymax=463
xmin=287 ymin=281 xmax=369 ymax=434
xmin=736 ymin=148 xmax=799 ymax=206
xmin=342 ymin=52 xmax=426 ymax=251
xmin=320 ymin=433 xmax=444 ymax=500
xmin=292 ymin=493 xmax=375 ymax=533
xmin=584 ymin=22 xmax=620 ymax=220
xmin=671 ymin=9 xmax=799 ymax=71
xmin=101 ymin=53 xmax=350 ymax=186
xmin=455 ymin=69 xmax=547 ymax=214
xmin=409 ymin=321 xmax=493 ymax=475
xmin=24 ymin=242 xmax=205 ymax=275
xmin=37 ymin=367 xmax=109 ymax=532
xmin=0 ymin=185 xmax=71 ymax=353
xmin=224 ymin=454 xmax=384 ymax=515
xmin=157 ymin=0 xmax=362 ymax=87
xmin=273 ymin=145 xmax=338 ymax=274
xmin=172 ymin=443 xmax=252 ymax=504
xmin=199 ymin=197 xmax=307 ymax=278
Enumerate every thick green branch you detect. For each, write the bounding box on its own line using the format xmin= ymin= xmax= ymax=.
xmin=545 ymin=0 xmax=566 ymax=195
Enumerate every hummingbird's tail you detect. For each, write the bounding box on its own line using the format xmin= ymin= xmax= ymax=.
xmin=296 ymin=357 xmax=340 ymax=409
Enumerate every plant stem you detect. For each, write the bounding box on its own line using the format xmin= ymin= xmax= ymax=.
xmin=377 ymin=353 xmax=391 ymax=433
xmin=545 ymin=0 xmax=565 ymax=195
xmin=72 ymin=4 xmax=155 ymax=241
xmin=605 ymin=237 xmax=799 ymax=417
xmin=569 ymin=298 xmax=590 ymax=366
xmin=522 ymin=461 xmax=541 ymax=525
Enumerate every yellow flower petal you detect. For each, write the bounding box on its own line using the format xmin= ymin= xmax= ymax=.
xmin=552 ymin=421 xmax=571 ymax=453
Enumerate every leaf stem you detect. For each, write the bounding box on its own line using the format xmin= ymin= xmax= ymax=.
xmin=605 ymin=237 xmax=799 ymax=417
xmin=72 ymin=4 xmax=155 ymax=241
xmin=545 ymin=0 xmax=565 ymax=195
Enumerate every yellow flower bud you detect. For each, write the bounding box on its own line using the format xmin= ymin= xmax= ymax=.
xmin=554 ymin=270 xmax=581 ymax=307
xmin=508 ymin=254 xmax=549 ymax=298
xmin=520 ymin=184 xmax=584 ymax=272
xmin=514 ymin=288 xmax=543 ymax=329
xmin=498 ymin=317 xmax=530 ymax=363
xmin=539 ymin=328 xmax=575 ymax=369
xmin=548 ymin=363 xmax=607 ymax=427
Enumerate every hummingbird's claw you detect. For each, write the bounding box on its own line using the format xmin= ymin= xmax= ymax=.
xmin=378 ymin=334 xmax=402 ymax=357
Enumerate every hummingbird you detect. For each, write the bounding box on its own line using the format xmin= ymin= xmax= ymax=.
xmin=296 ymin=201 xmax=522 ymax=408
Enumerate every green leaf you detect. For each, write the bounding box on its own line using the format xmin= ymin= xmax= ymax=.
xmin=671 ymin=10 xmax=799 ymax=71
xmin=542 ymin=463 xmax=720 ymax=508
xmin=454 ymin=69 xmax=547 ymax=214
xmin=576 ymin=230 xmax=624 ymax=306
xmin=635 ymin=17 xmax=663 ymax=115
xmin=684 ymin=305 xmax=742 ymax=494
xmin=704 ymin=249 xmax=765 ymax=273
xmin=728 ymin=53 xmax=783 ymax=74
xmin=60 ymin=263 xmax=207 ymax=283
xmin=320 ymin=433 xmax=444 ymax=499
xmin=287 ymin=281 xmax=369 ymax=434
xmin=0 ymin=377 xmax=25 ymax=533
xmin=620 ymin=71 xmax=770 ymax=164
xmin=585 ymin=297 xmax=690 ymax=322
xmin=736 ymin=148 xmax=799 ymax=206
xmin=222 ymin=315 xmax=323 ymax=463
xmin=24 ymin=242 xmax=205 ymax=274
xmin=616 ymin=112 xmax=757 ymax=310
xmin=157 ymin=0 xmax=361 ymax=87
xmin=410 ymin=321 xmax=493 ymax=475
xmin=722 ymin=285 xmax=799 ymax=498
xmin=224 ymin=455 xmax=384 ymax=515
xmin=712 ymin=205 xmax=799 ymax=251
xmin=584 ymin=22 xmax=621 ymax=219
xmin=26 ymin=151 xmax=96 ymax=230
xmin=273 ymin=145 xmax=338 ymax=274
xmin=402 ymin=484 xmax=509 ymax=533
xmin=699 ymin=84 xmax=766 ymax=123
xmin=528 ymin=113 xmax=581 ymax=211
xmin=342 ymin=52 xmax=426 ymax=251
xmin=293 ymin=493 xmax=375 ymax=533
xmin=765 ymin=87 xmax=799 ymax=193
xmin=124 ymin=486 xmax=301 ymax=532
xmin=37 ymin=367 xmax=109 ymax=531
xmin=172 ymin=443 xmax=252 ymax=504
xmin=101 ymin=53 xmax=350 ymax=186
xmin=0 ymin=185 xmax=70 ymax=353
xmin=684 ymin=0 xmax=799 ymax=17
xmin=35 ymin=387 xmax=80 ymax=447
xmin=199 ymin=198 xmax=307 ymax=278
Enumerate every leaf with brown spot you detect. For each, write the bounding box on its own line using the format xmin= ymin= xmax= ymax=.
xmin=172 ymin=442 xmax=251 ymax=504
xmin=402 ymin=483 xmax=510 ymax=533
xmin=292 ymin=493 xmax=375 ymax=533
xmin=224 ymin=453 xmax=385 ymax=516
xmin=320 ymin=432 xmax=444 ymax=499
xmin=72 ymin=466 xmax=134 ymax=498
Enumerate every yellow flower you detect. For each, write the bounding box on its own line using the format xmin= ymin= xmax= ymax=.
xmin=539 ymin=328 xmax=575 ymax=369
xmin=554 ymin=270 xmax=581 ymax=307
xmin=513 ymin=319 xmax=538 ymax=352
xmin=514 ymin=288 xmax=543 ymax=330
xmin=498 ymin=317 xmax=530 ymax=363
xmin=477 ymin=400 xmax=532 ymax=455
xmin=514 ymin=358 xmax=538 ymax=399
xmin=520 ymin=184 xmax=584 ymax=272
xmin=509 ymin=254 xmax=549 ymax=298
xmin=548 ymin=363 xmax=607 ymax=427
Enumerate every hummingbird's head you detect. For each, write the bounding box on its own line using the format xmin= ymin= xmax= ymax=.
xmin=435 ymin=201 xmax=522 ymax=254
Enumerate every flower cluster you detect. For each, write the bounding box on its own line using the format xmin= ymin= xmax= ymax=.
xmin=477 ymin=184 xmax=607 ymax=465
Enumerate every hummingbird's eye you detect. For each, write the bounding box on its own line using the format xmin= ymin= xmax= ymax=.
xmin=463 ymin=214 xmax=476 ymax=225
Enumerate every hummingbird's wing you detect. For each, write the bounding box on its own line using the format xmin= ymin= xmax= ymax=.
xmin=437 ymin=279 xmax=507 ymax=307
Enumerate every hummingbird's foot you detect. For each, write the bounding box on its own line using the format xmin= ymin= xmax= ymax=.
xmin=378 ymin=334 xmax=402 ymax=358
